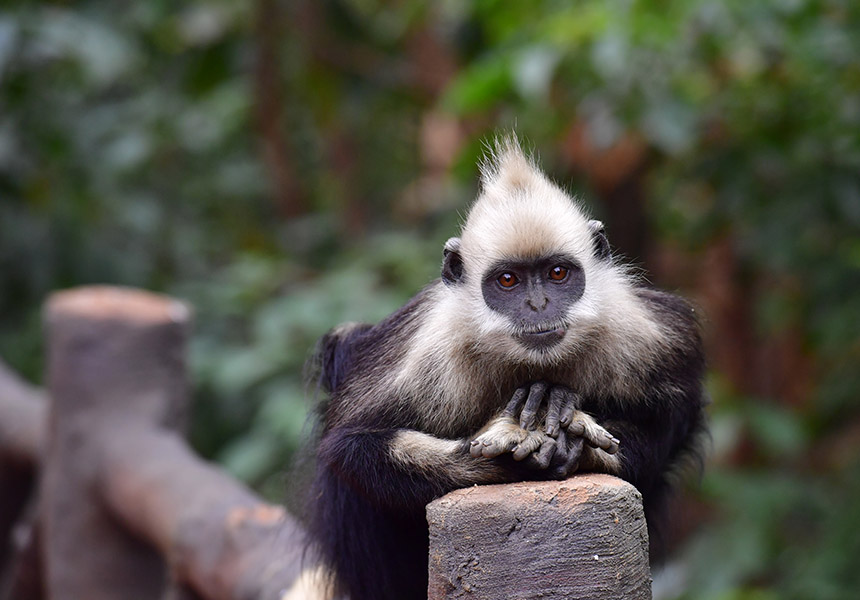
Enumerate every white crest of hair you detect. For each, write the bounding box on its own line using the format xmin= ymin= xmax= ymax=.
xmin=389 ymin=137 xmax=673 ymax=432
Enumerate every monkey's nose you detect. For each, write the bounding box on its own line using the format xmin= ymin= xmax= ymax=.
xmin=526 ymin=294 xmax=549 ymax=312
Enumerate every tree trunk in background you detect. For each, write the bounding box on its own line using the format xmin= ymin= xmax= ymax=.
xmin=561 ymin=123 xmax=652 ymax=265
xmin=254 ymin=0 xmax=305 ymax=219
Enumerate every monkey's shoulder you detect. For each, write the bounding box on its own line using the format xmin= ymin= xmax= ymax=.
xmin=633 ymin=286 xmax=703 ymax=348
xmin=634 ymin=286 xmax=699 ymax=324
xmin=618 ymin=286 xmax=706 ymax=400
xmin=316 ymin=283 xmax=439 ymax=395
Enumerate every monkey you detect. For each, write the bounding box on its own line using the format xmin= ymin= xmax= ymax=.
xmin=301 ymin=139 xmax=707 ymax=600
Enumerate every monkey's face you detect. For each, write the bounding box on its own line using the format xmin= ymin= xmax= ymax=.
xmin=443 ymin=229 xmax=607 ymax=365
xmin=480 ymin=254 xmax=584 ymax=351
xmin=440 ymin=140 xmax=613 ymax=364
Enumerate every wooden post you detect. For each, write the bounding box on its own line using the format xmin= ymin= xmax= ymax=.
xmin=0 ymin=360 xmax=49 ymax=600
xmin=38 ymin=286 xmax=313 ymax=600
xmin=41 ymin=286 xmax=191 ymax=600
xmin=426 ymin=474 xmax=652 ymax=600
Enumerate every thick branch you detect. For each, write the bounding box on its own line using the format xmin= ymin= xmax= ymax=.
xmin=98 ymin=426 xmax=308 ymax=600
xmin=0 ymin=359 xmax=47 ymax=466
xmin=0 ymin=359 xmax=47 ymax=580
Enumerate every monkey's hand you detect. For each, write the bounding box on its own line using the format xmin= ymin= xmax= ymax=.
xmin=470 ymin=415 xmax=582 ymax=477
xmin=499 ymin=382 xmax=620 ymax=457
xmin=469 ymin=382 xmax=556 ymax=462
xmin=530 ymin=384 xmax=620 ymax=455
xmin=469 ymin=382 xmax=568 ymax=472
xmin=469 ymin=414 xmax=551 ymax=461
xmin=470 ymin=383 xmax=619 ymax=476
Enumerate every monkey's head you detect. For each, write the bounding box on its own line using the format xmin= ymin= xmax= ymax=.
xmin=441 ymin=140 xmax=615 ymax=364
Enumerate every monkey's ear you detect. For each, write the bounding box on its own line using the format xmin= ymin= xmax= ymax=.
xmin=442 ymin=237 xmax=464 ymax=285
xmin=588 ymin=220 xmax=610 ymax=260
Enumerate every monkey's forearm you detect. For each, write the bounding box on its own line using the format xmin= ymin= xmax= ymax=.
xmin=317 ymin=426 xmax=510 ymax=511
xmin=390 ymin=430 xmax=517 ymax=485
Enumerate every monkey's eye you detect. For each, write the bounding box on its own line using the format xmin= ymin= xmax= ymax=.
xmin=497 ymin=273 xmax=519 ymax=288
xmin=548 ymin=266 xmax=569 ymax=282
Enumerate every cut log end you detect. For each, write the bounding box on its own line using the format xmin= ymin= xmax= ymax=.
xmin=426 ymin=474 xmax=652 ymax=600
xmin=45 ymin=286 xmax=191 ymax=325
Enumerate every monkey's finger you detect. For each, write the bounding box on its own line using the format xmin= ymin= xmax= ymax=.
xmin=532 ymin=439 xmax=558 ymax=469
xmin=521 ymin=438 xmax=557 ymax=470
xmin=480 ymin=441 xmax=508 ymax=458
xmin=588 ymin=430 xmax=620 ymax=455
xmin=478 ymin=435 xmax=522 ymax=458
xmin=469 ymin=440 xmax=483 ymax=458
xmin=503 ymin=385 xmax=529 ymax=417
xmin=566 ymin=420 xmax=585 ymax=437
xmin=548 ymin=427 xmax=569 ymax=468
xmin=545 ymin=386 xmax=566 ymax=437
xmin=573 ymin=421 xmax=620 ymax=454
xmin=606 ymin=438 xmax=620 ymax=454
xmin=551 ymin=436 xmax=584 ymax=479
xmin=519 ymin=382 xmax=548 ymax=430
xmin=511 ymin=432 xmax=544 ymax=461
xmin=558 ymin=392 xmax=579 ymax=428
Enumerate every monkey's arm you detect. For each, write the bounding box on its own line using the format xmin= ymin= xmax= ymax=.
xmin=474 ymin=380 xmax=703 ymax=493
xmin=604 ymin=290 xmax=707 ymax=497
xmin=316 ymin=423 xmax=526 ymax=511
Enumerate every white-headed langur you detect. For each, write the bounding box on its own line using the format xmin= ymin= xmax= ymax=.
xmin=302 ymin=139 xmax=707 ymax=600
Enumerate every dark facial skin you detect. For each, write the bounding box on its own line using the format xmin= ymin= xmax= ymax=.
xmin=481 ymin=254 xmax=585 ymax=350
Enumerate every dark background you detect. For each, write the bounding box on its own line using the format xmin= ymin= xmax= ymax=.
xmin=1 ymin=1 xmax=859 ymax=597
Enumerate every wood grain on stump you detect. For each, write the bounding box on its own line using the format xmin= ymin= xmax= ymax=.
xmin=427 ymin=474 xmax=651 ymax=600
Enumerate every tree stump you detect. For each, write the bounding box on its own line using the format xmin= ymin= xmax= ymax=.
xmin=426 ymin=474 xmax=651 ymax=600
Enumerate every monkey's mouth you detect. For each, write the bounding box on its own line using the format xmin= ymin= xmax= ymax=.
xmin=515 ymin=327 xmax=566 ymax=350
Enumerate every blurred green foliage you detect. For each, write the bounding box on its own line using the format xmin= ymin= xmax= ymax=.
xmin=1 ymin=1 xmax=859 ymax=598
